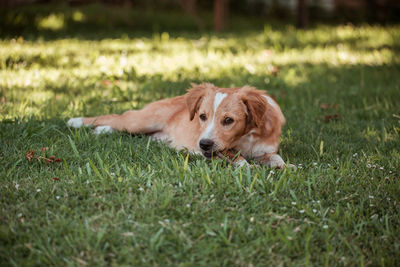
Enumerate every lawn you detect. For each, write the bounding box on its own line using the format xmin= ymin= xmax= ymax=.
xmin=1 ymin=4 xmax=400 ymax=266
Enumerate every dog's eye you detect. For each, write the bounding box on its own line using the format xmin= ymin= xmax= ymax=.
xmin=223 ymin=117 xmax=234 ymax=125
xmin=199 ymin=114 xmax=207 ymax=121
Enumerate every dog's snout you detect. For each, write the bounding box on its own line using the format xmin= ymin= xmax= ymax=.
xmin=199 ymin=139 xmax=214 ymax=151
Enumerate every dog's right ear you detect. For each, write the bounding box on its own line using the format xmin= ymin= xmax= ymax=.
xmin=186 ymin=83 xmax=213 ymax=120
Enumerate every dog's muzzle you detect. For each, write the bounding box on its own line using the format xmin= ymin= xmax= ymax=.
xmin=199 ymin=138 xmax=216 ymax=158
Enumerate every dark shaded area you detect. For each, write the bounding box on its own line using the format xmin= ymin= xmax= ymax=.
xmin=1 ymin=1 xmax=400 ymax=40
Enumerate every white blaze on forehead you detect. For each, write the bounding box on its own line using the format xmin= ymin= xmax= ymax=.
xmin=264 ymin=95 xmax=279 ymax=111
xmin=201 ymin=92 xmax=227 ymax=139
xmin=213 ymin=92 xmax=227 ymax=112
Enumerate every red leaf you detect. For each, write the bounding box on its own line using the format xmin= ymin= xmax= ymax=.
xmin=52 ymin=177 xmax=60 ymax=181
xmin=40 ymin=147 xmax=49 ymax=152
xmin=40 ymin=155 xmax=63 ymax=163
xmin=323 ymin=113 xmax=340 ymax=123
xmin=26 ymin=150 xmax=35 ymax=162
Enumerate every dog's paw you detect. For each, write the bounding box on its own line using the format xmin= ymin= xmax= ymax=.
xmin=265 ymin=154 xmax=286 ymax=169
xmin=94 ymin=126 xmax=114 ymax=135
xmin=67 ymin=117 xmax=83 ymax=128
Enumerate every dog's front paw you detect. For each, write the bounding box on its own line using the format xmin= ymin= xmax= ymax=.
xmin=94 ymin=126 xmax=114 ymax=135
xmin=264 ymin=154 xmax=286 ymax=169
xmin=67 ymin=117 xmax=83 ymax=128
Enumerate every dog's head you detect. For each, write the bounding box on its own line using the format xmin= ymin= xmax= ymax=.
xmin=186 ymin=83 xmax=272 ymax=157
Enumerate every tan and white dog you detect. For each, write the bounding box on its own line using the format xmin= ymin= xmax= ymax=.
xmin=67 ymin=83 xmax=289 ymax=168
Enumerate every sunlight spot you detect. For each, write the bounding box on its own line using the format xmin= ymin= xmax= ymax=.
xmin=72 ymin=11 xmax=85 ymax=22
xmin=37 ymin=13 xmax=65 ymax=31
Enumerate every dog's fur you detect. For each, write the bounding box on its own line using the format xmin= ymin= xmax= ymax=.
xmin=68 ymin=83 xmax=288 ymax=168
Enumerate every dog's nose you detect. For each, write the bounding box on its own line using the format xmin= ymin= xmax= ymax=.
xmin=199 ymin=139 xmax=214 ymax=151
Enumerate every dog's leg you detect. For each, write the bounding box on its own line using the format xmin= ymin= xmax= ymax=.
xmin=68 ymin=109 xmax=164 ymax=135
xmin=254 ymin=153 xmax=286 ymax=169
xmin=68 ymin=97 xmax=186 ymax=135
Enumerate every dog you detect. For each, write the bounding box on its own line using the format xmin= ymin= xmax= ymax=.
xmin=67 ymin=83 xmax=289 ymax=168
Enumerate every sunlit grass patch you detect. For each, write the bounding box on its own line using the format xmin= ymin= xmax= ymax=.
xmin=36 ymin=13 xmax=65 ymax=31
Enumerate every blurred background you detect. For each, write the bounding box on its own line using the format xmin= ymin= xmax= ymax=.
xmin=1 ymin=0 xmax=400 ymax=39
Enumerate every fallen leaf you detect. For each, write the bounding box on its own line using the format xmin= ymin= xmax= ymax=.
xmin=52 ymin=177 xmax=60 ymax=181
xmin=26 ymin=150 xmax=35 ymax=162
xmin=37 ymin=155 xmax=63 ymax=163
xmin=41 ymin=147 xmax=49 ymax=152
xmin=323 ymin=113 xmax=340 ymax=123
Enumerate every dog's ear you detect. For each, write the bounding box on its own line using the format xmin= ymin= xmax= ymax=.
xmin=240 ymin=86 xmax=267 ymax=129
xmin=186 ymin=83 xmax=214 ymax=120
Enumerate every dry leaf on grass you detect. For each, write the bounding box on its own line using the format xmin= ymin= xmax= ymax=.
xmin=323 ymin=113 xmax=341 ymax=123
xmin=37 ymin=155 xmax=62 ymax=163
xmin=25 ymin=150 xmax=35 ymax=162
xmin=26 ymin=149 xmax=62 ymax=163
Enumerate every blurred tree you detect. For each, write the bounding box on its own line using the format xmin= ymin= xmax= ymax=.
xmin=297 ymin=0 xmax=308 ymax=28
xmin=214 ymin=0 xmax=228 ymax=31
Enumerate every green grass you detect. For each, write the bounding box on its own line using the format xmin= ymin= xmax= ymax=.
xmin=1 ymin=4 xmax=400 ymax=266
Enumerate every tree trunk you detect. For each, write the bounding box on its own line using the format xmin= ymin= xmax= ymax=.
xmin=214 ymin=0 xmax=227 ymax=32
xmin=297 ymin=0 xmax=308 ymax=28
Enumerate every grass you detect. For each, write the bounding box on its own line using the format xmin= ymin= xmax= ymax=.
xmin=1 ymin=4 xmax=400 ymax=266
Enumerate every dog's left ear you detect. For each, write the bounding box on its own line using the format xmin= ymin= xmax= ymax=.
xmin=186 ymin=83 xmax=214 ymax=120
xmin=240 ymin=86 xmax=267 ymax=128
